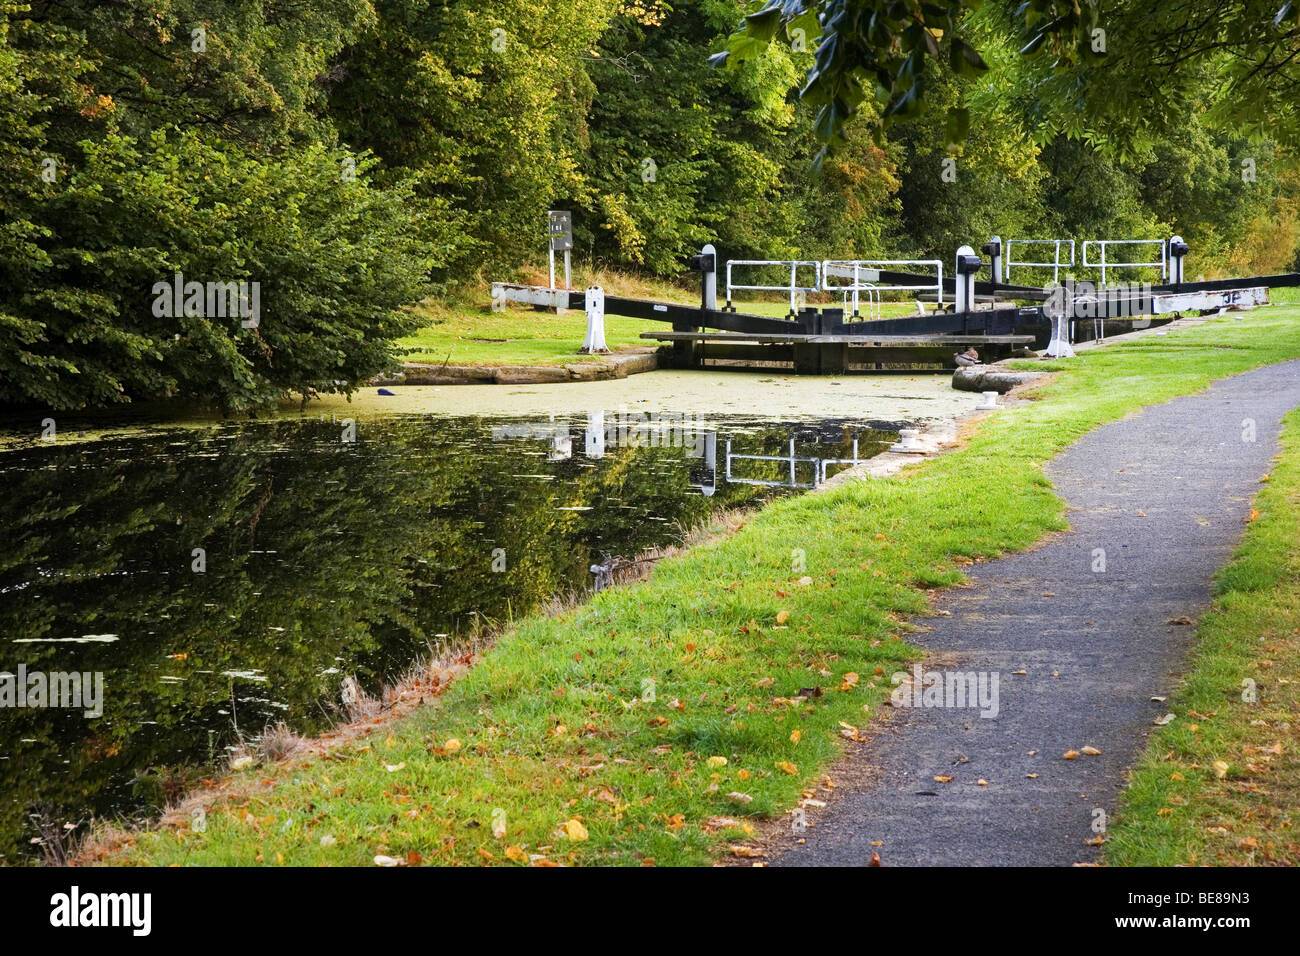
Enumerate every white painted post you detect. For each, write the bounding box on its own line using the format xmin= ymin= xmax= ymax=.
xmin=692 ymin=430 xmax=717 ymax=497
xmin=564 ymin=249 xmax=571 ymax=290
xmin=581 ymin=286 xmax=608 ymax=353
xmin=548 ymin=248 xmax=556 ymax=290
xmin=700 ymin=243 xmax=717 ymax=310
xmin=585 ymin=409 xmax=605 ymax=458
xmin=955 ymin=245 xmax=978 ymax=312
xmin=1168 ymin=235 xmax=1187 ymax=285
xmin=987 ymin=236 xmax=1002 ymax=288
xmin=1044 ymin=288 xmax=1076 ymax=358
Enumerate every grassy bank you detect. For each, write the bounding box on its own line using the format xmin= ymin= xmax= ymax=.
xmin=1105 ymin=406 xmax=1300 ymax=866
xmin=103 ymin=307 xmax=1300 ymax=867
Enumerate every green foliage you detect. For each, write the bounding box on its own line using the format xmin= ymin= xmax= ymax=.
xmin=0 ymin=1 xmax=435 ymax=412
xmin=327 ymin=0 xmax=624 ymax=279
xmin=4 ymin=0 xmax=1300 ymax=412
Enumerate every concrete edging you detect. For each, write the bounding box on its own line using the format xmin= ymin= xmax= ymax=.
xmin=376 ymin=349 xmax=659 ymax=387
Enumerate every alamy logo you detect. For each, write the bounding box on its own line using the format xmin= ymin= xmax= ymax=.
xmin=1044 ymin=280 xmax=1153 ymax=320
xmin=0 ymin=666 xmax=103 ymax=718
xmin=152 ymin=272 xmax=260 ymax=328
xmin=50 ymin=886 xmax=150 ymax=936
xmin=891 ymin=664 xmax=1000 ymax=718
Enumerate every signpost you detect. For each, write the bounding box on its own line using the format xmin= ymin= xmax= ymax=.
xmin=548 ymin=210 xmax=572 ymax=290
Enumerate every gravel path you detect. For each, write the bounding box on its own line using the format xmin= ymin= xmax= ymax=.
xmin=776 ymin=359 xmax=1300 ymax=866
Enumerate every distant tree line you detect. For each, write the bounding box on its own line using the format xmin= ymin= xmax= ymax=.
xmin=2 ymin=1 xmax=1297 ymax=412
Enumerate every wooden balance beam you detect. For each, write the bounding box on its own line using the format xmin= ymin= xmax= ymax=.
xmin=641 ymin=331 xmax=1036 ymax=373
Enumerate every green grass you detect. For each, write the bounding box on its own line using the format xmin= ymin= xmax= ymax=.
xmin=1105 ymin=407 xmax=1300 ymax=866
xmin=398 ymin=300 xmax=663 ymax=366
xmin=104 ymin=306 xmax=1300 ymax=867
xmin=397 ymin=272 xmax=937 ymax=367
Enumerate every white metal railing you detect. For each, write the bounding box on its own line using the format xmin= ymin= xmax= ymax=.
xmin=1082 ymin=239 xmax=1167 ymax=284
xmin=1004 ymin=239 xmax=1075 ymax=284
xmin=822 ymin=259 xmax=944 ymax=310
xmin=847 ymin=284 xmax=882 ymax=320
xmin=724 ymin=437 xmax=871 ymax=488
xmin=725 ymin=260 xmax=821 ymax=314
xmin=816 ymin=437 xmax=867 ymax=483
xmin=725 ymin=437 xmax=820 ymax=488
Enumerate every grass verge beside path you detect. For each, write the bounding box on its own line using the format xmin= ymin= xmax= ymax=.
xmin=105 ymin=308 xmax=1300 ymax=867
xmin=1106 ymin=406 xmax=1300 ymax=866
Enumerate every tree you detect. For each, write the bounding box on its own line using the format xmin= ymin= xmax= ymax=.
xmin=715 ymin=1 xmax=1300 ymax=158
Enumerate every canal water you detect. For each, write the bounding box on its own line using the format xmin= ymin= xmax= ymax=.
xmin=0 ymin=380 xmax=947 ymax=859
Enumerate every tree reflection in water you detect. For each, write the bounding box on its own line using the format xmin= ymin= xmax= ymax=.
xmin=0 ymin=412 xmax=896 ymax=859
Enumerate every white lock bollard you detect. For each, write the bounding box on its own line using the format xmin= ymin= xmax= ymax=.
xmin=890 ymin=428 xmax=923 ymax=453
xmin=978 ymin=391 xmax=999 ymax=409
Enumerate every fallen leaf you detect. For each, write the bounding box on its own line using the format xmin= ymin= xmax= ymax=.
xmin=1081 ymin=746 xmax=1102 ymax=756
xmin=729 ymin=844 xmax=764 ymax=858
xmin=775 ymin=610 xmax=790 ymax=625
xmin=564 ymin=819 xmax=589 ymax=841
xmin=1063 ymin=750 xmax=1080 ymax=760
xmin=444 ymin=738 xmax=462 ymax=753
xmin=373 ymin=855 xmax=403 ymax=867
xmin=775 ymin=761 xmax=799 ymax=775
xmin=1213 ymin=760 xmax=1229 ymax=779
xmin=933 ymin=774 xmax=953 ymax=783
xmin=504 ymin=845 xmax=527 ymax=863
xmin=706 ymin=755 xmax=728 ymax=768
